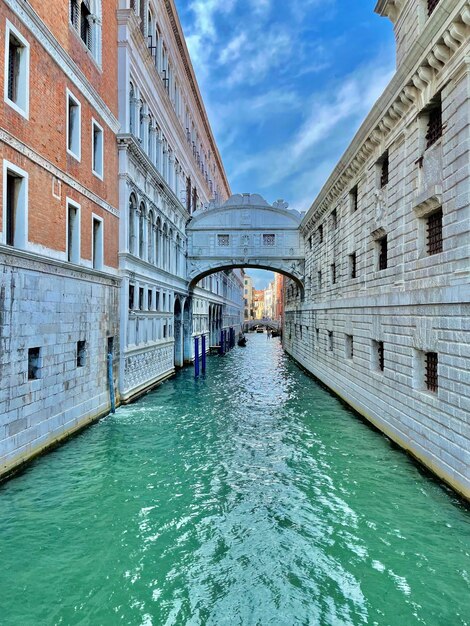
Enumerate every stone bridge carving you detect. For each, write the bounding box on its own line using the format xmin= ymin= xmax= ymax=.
xmin=187 ymin=193 xmax=305 ymax=293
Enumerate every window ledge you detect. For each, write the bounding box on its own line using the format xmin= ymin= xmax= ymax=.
xmin=4 ymin=97 xmax=29 ymax=120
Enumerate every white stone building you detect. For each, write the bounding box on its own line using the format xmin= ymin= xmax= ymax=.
xmin=116 ymin=0 xmax=243 ymax=402
xmin=284 ymin=0 xmax=470 ymax=499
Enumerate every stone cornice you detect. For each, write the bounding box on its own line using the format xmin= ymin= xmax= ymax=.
xmin=0 ymin=128 xmax=119 ymax=217
xmin=374 ymin=0 xmax=406 ymax=23
xmin=302 ymin=0 xmax=470 ymax=234
xmin=5 ymin=0 xmax=120 ymax=133
xmin=162 ymin=0 xmax=231 ymax=199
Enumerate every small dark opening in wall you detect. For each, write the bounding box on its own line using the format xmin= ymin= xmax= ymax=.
xmin=77 ymin=340 xmax=86 ymax=367
xmin=425 ymin=352 xmax=438 ymax=392
xmin=107 ymin=337 xmax=114 ymax=356
xmin=28 ymin=347 xmax=41 ymax=380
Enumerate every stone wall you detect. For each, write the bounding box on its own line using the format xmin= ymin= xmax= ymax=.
xmin=286 ymin=4 xmax=470 ymax=499
xmin=0 ymin=250 xmax=120 ymax=478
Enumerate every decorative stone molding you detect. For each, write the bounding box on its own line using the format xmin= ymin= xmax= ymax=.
xmin=302 ymin=0 xmax=470 ymax=234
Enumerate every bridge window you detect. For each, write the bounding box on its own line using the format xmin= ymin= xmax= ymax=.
xmin=328 ymin=331 xmax=334 ymax=352
xmin=331 ymin=209 xmax=337 ymax=230
xmin=318 ymin=225 xmax=323 ymax=243
xmin=330 ymin=263 xmax=336 ymax=285
xmin=217 ymin=234 xmax=229 ymax=247
xmin=315 ymin=328 xmax=320 ymax=347
xmin=426 ymin=208 xmax=443 ymax=255
xmin=372 ymin=340 xmax=385 ymax=372
xmin=317 ymin=271 xmax=322 ymax=290
xmin=263 ymin=234 xmax=275 ymax=246
xmin=345 ymin=335 xmax=353 ymax=360
xmin=425 ymin=352 xmax=438 ymax=392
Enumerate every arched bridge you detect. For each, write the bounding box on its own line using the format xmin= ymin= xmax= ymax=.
xmin=243 ymin=319 xmax=280 ymax=332
xmin=187 ymin=194 xmax=305 ymax=292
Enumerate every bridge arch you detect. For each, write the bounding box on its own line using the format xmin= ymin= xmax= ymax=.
xmin=187 ymin=193 xmax=305 ymax=296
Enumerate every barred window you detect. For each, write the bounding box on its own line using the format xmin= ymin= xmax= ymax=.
xmin=427 ymin=0 xmax=440 ymax=16
xmin=376 ymin=341 xmax=384 ymax=371
xmin=426 ymin=209 xmax=443 ymax=255
xmin=378 ymin=235 xmax=388 ymax=270
xmin=318 ymin=224 xmax=323 ymax=243
xmin=217 ymin=234 xmax=229 ymax=247
xmin=350 ymin=185 xmax=358 ymax=213
xmin=380 ymin=152 xmax=389 ymax=188
xmin=331 ymin=263 xmax=336 ymax=284
xmin=426 ymin=103 xmax=442 ymax=149
xmin=331 ymin=209 xmax=337 ymax=230
xmin=349 ymin=252 xmax=357 ymax=279
xmin=425 ymin=352 xmax=438 ymax=392
xmin=263 ymin=234 xmax=275 ymax=246
xmin=317 ymin=270 xmax=322 ymax=290
xmin=328 ymin=331 xmax=334 ymax=352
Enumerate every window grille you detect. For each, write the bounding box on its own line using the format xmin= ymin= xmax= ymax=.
xmin=331 ymin=263 xmax=336 ymax=284
xmin=77 ymin=341 xmax=86 ymax=367
xmin=349 ymin=252 xmax=357 ymax=279
xmin=331 ymin=209 xmax=337 ymax=230
xmin=425 ymin=352 xmax=438 ymax=392
xmin=377 ymin=341 xmax=384 ymax=371
xmin=350 ymin=185 xmax=358 ymax=212
xmin=427 ymin=0 xmax=440 ymax=16
xmin=7 ymin=36 xmax=21 ymax=103
xmin=378 ymin=236 xmax=388 ymax=270
xmin=317 ymin=271 xmax=322 ymax=290
xmin=346 ymin=335 xmax=353 ymax=359
xmin=426 ymin=209 xmax=443 ymax=255
xmin=426 ymin=105 xmax=442 ymax=149
xmin=263 ymin=234 xmax=275 ymax=246
xmin=328 ymin=331 xmax=333 ymax=351
xmin=318 ymin=224 xmax=323 ymax=243
xmin=380 ymin=153 xmax=389 ymax=188
xmin=217 ymin=234 xmax=229 ymax=247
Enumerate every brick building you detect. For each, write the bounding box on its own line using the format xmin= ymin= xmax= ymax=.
xmin=284 ymin=0 xmax=470 ymax=498
xmin=0 ymin=0 xmax=120 ymax=477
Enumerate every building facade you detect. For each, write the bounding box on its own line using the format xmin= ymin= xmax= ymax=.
xmin=116 ymin=0 xmax=243 ymax=402
xmin=284 ymin=0 xmax=470 ymax=499
xmin=0 ymin=0 xmax=243 ymax=478
xmin=0 ymin=0 xmax=121 ymax=477
xmin=244 ymin=274 xmax=254 ymax=320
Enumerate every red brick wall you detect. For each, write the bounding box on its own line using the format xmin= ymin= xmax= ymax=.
xmin=0 ymin=1 xmax=119 ymax=268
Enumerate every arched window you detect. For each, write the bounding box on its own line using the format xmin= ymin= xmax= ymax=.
xmin=128 ymin=193 xmax=137 ymax=254
xmin=139 ymin=202 xmax=146 ymax=259
xmin=147 ymin=210 xmax=154 ymax=264
xmin=162 ymin=223 xmax=168 ymax=270
xmin=129 ymin=82 xmax=135 ymax=134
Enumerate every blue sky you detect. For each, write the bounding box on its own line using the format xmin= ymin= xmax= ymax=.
xmin=175 ymin=0 xmax=396 ymax=288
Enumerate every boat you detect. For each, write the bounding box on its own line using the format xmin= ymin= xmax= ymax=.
xmin=271 ymin=330 xmax=280 ymax=338
xmin=256 ymin=326 xmax=264 ymax=333
xmin=237 ymin=336 xmax=247 ymax=347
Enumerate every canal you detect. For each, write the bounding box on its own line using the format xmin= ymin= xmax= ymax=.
xmin=1 ymin=335 xmax=469 ymax=625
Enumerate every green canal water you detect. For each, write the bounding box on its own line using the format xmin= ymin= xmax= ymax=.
xmin=1 ymin=335 xmax=469 ymax=626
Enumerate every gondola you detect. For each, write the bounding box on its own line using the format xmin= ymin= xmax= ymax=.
xmin=237 ymin=336 xmax=247 ymax=347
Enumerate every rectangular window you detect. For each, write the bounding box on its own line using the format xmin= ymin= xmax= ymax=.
xmin=128 ymin=284 xmax=135 ymax=310
xmin=3 ymin=161 xmax=28 ymax=248
xmin=163 ymin=323 xmax=167 ymax=338
xmin=148 ymin=289 xmax=153 ymax=310
xmin=331 ymin=209 xmax=337 ymax=230
xmin=217 ymin=234 xmax=229 ymax=247
xmin=67 ymin=199 xmax=80 ymax=264
xmin=377 ymin=235 xmax=388 ymax=270
xmin=70 ymin=0 xmax=79 ymax=27
xmin=331 ymin=263 xmax=336 ymax=285
xmin=317 ymin=270 xmax=322 ymax=290
xmin=345 ymin=335 xmax=353 ymax=360
xmin=426 ymin=209 xmax=443 ymax=255
xmin=425 ymin=352 xmax=438 ymax=392
xmin=107 ymin=336 xmax=114 ymax=356
xmin=80 ymin=1 xmax=91 ymax=49
xmin=92 ymin=216 xmax=103 ymax=269
xmin=139 ymin=287 xmax=144 ymax=311
xmin=76 ymin=340 xmax=86 ymax=367
xmin=328 ymin=331 xmax=334 ymax=352
xmin=263 ymin=234 xmax=275 ymax=246
xmin=315 ymin=328 xmax=320 ymax=347
xmin=308 ymin=236 xmax=312 ymax=250
xmin=4 ymin=22 xmax=29 ymax=118
xmin=349 ymin=252 xmax=357 ymax=279
xmin=66 ymin=90 xmax=81 ymax=160
xmin=379 ymin=151 xmax=389 ymax=188
xmin=427 ymin=0 xmax=440 ymax=16
xmin=28 ymin=347 xmax=41 ymax=380
xmin=318 ymin=224 xmax=323 ymax=243
xmin=92 ymin=120 xmax=104 ymax=178
xmin=349 ymin=185 xmax=358 ymax=213
xmin=377 ymin=341 xmax=384 ymax=371
xmin=426 ymin=100 xmax=442 ymax=149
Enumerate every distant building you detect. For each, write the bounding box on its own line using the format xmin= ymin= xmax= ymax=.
xmin=253 ymin=289 xmax=265 ymax=320
xmin=244 ymin=274 xmax=254 ymax=320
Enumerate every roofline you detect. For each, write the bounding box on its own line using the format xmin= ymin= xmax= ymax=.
xmin=163 ymin=0 xmax=231 ymax=200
